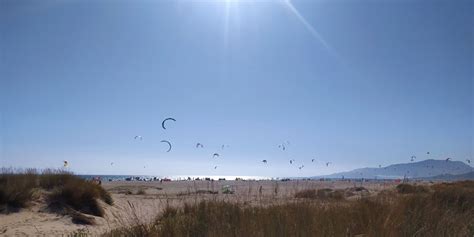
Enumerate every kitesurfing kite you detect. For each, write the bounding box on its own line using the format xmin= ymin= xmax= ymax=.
xmin=278 ymin=144 xmax=286 ymax=151
xmin=160 ymin=140 xmax=172 ymax=152
xmin=221 ymin=144 xmax=230 ymax=150
xmin=161 ymin=117 xmax=176 ymax=130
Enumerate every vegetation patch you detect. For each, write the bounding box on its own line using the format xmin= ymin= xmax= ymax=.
xmin=295 ymin=188 xmax=345 ymax=200
xmin=396 ymin=183 xmax=429 ymax=194
xmin=0 ymin=169 xmax=38 ymax=213
xmin=104 ymin=181 xmax=474 ymax=237
xmin=0 ymin=168 xmax=113 ymax=225
xmin=177 ymin=190 xmax=219 ymax=196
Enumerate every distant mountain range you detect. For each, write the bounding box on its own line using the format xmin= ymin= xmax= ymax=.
xmin=317 ymin=159 xmax=473 ymax=179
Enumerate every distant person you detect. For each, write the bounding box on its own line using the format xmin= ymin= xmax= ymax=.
xmin=92 ymin=177 xmax=101 ymax=185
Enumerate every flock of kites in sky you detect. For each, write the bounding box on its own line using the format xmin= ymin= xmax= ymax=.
xmin=129 ymin=118 xmax=337 ymax=171
xmin=62 ymin=117 xmax=472 ymax=170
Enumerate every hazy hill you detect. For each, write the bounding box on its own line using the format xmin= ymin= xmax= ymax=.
xmin=319 ymin=159 xmax=473 ymax=179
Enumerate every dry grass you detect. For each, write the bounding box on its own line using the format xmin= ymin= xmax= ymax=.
xmin=103 ymin=181 xmax=474 ymax=237
xmin=294 ymin=188 xmax=345 ymax=200
xmin=396 ymin=183 xmax=429 ymax=194
xmin=0 ymin=168 xmax=38 ymax=212
xmin=39 ymin=169 xmax=78 ymax=190
xmin=385 ymin=181 xmax=474 ymax=235
xmin=0 ymin=168 xmax=113 ymax=225
xmin=177 ymin=190 xmax=218 ymax=196
xmin=47 ymin=178 xmax=109 ymax=217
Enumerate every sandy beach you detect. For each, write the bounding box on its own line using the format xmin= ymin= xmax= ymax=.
xmin=0 ymin=179 xmax=400 ymax=236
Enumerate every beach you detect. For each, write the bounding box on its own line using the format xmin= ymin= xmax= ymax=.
xmin=0 ymin=179 xmax=399 ymax=236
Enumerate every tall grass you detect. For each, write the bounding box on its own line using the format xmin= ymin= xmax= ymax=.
xmin=294 ymin=188 xmax=345 ymax=200
xmin=396 ymin=183 xmax=429 ymax=194
xmin=0 ymin=168 xmax=38 ymax=212
xmin=47 ymin=177 xmax=111 ymax=217
xmin=0 ymin=168 xmax=113 ymax=225
xmin=103 ymin=181 xmax=474 ymax=237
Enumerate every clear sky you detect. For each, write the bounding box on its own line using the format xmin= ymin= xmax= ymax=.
xmin=1 ymin=0 xmax=472 ymax=177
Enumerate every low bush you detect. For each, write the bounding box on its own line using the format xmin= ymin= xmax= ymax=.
xmin=0 ymin=168 xmax=113 ymax=225
xmin=396 ymin=183 xmax=429 ymax=194
xmin=0 ymin=169 xmax=38 ymax=213
xmin=47 ymin=178 xmax=106 ymax=217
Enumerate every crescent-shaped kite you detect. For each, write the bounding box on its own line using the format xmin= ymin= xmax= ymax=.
xmin=162 ymin=118 xmax=176 ymax=130
xmin=160 ymin=140 xmax=172 ymax=152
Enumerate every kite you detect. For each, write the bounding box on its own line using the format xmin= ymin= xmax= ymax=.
xmin=160 ymin=140 xmax=172 ymax=152
xmin=162 ymin=118 xmax=176 ymax=130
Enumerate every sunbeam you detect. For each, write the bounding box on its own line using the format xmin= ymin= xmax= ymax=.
xmin=224 ymin=0 xmax=232 ymax=48
xmin=282 ymin=0 xmax=339 ymax=58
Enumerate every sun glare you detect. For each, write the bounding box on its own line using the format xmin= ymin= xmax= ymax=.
xmin=282 ymin=0 xmax=338 ymax=58
xmin=216 ymin=0 xmax=240 ymax=3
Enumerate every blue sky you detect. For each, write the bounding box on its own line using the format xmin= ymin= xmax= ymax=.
xmin=1 ymin=0 xmax=472 ymax=177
